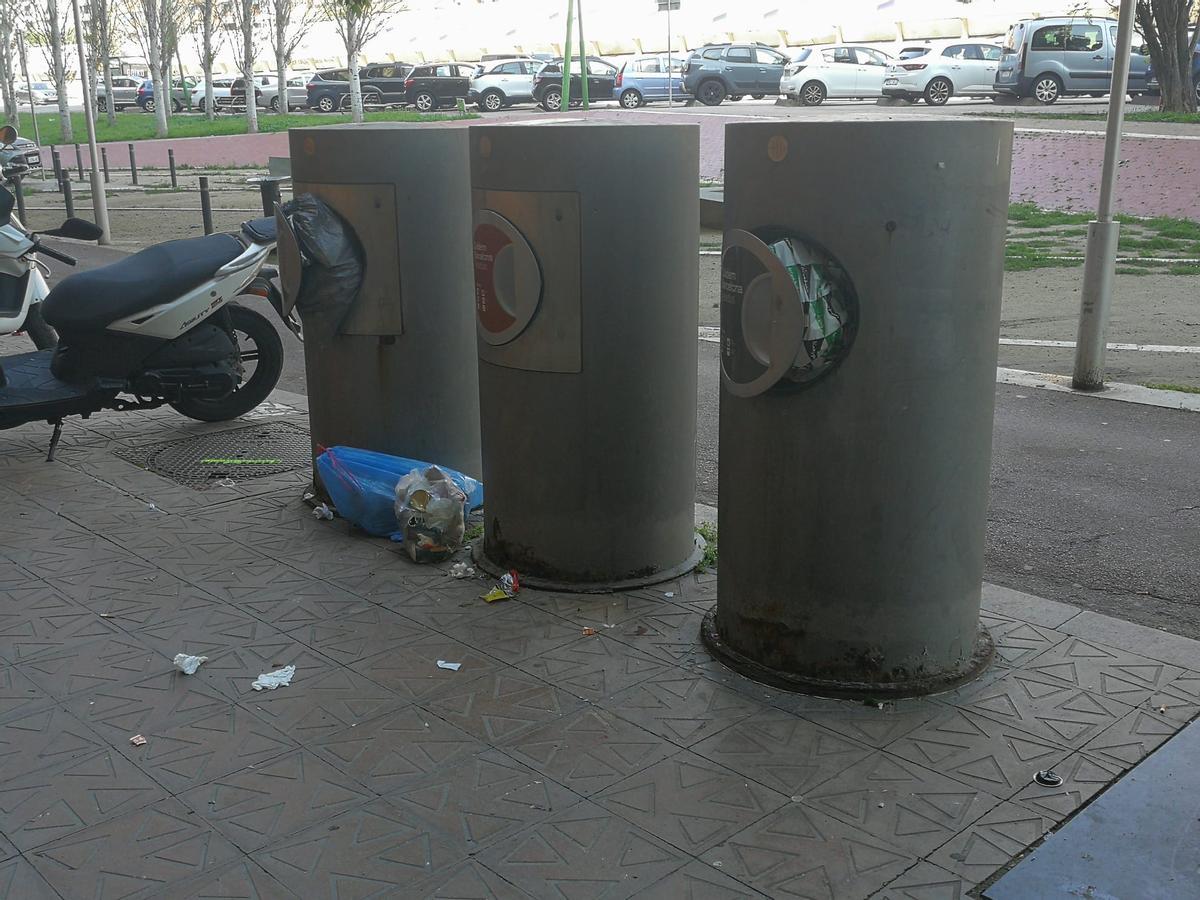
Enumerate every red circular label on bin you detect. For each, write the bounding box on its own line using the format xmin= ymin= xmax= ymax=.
xmin=474 ymin=222 xmax=517 ymax=334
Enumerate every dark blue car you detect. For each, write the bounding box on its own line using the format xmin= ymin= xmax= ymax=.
xmin=1146 ymin=42 xmax=1200 ymax=103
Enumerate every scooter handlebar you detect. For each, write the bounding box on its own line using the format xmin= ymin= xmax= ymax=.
xmin=33 ymin=242 xmax=77 ymax=266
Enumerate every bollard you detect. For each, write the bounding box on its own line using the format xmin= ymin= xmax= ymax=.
xmin=13 ymin=178 xmax=26 ymax=222
xmin=128 ymin=143 xmax=138 ymax=185
xmin=199 ymin=176 xmax=214 ymax=234
xmin=168 ymin=148 xmax=178 ymax=188
xmin=101 ymin=147 xmax=110 ymax=183
xmin=258 ymin=179 xmax=280 ymax=216
xmin=74 ymin=143 xmax=84 ymax=180
xmin=62 ymin=179 xmax=75 ymax=218
xmin=51 ymin=148 xmax=64 ymax=189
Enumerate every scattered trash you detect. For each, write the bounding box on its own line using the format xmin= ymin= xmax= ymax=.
xmin=129 ymin=734 xmax=147 ymax=746
xmin=482 ymin=570 xmax=520 ymax=603
xmin=172 ymin=653 xmax=209 ymax=675
xmin=582 ymin=627 xmax=597 ymax=636
xmin=99 ymin=613 xmax=114 ymax=619
xmin=396 ymin=467 xmax=469 ymax=563
xmin=312 ymin=503 xmax=335 ymax=521
xmin=315 ymin=446 xmax=482 ymax=538
xmin=664 ymin=591 xmax=675 ymax=598
xmin=251 ymin=665 xmax=296 ymax=691
xmin=146 ymin=502 xmax=158 ymax=511
xmin=482 ymin=587 xmax=511 ymax=603
xmin=449 ymin=561 xmax=475 ymax=579
xmin=1034 ymin=770 xmax=1064 ymax=787
xmin=214 ymin=477 xmax=236 ymax=488
xmin=1158 ymin=705 xmax=1168 ymax=714
xmin=712 ymin=861 xmax=723 ymax=869
xmin=436 ymin=660 xmax=462 ymax=671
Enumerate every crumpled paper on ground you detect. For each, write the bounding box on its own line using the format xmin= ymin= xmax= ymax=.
xmin=251 ymin=665 xmax=296 ymax=691
xmin=172 ymin=653 xmax=209 ymax=675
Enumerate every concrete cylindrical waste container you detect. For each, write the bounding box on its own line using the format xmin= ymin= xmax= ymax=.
xmin=286 ymin=124 xmax=481 ymax=481
xmin=470 ymin=123 xmax=701 ymax=591
xmin=702 ymin=120 xmax=1013 ymax=697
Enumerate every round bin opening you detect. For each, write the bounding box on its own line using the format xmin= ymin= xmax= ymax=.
xmin=474 ymin=209 xmax=542 ymax=345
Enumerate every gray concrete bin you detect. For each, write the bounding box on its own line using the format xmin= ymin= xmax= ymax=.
xmin=469 ymin=122 xmax=702 ymax=591
xmin=702 ymin=120 xmax=1014 ymax=697
xmin=282 ymin=125 xmax=481 ymax=483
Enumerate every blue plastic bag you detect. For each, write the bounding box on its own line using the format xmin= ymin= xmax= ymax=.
xmin=315 ymin=446 xmax=483 ymax=537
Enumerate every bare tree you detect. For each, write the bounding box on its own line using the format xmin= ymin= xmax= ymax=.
xmin=27 ymin=0 xmax=76 ymax=141
xmin=84 ymin=0 xmax=119 ymax=126
xmin=1135 ymin=0 xmax=1199 ymax=112
xmin=263 ymin=0 xmax=317 ymax=113
xmin=227 ymin=0 xmax=259 ymax=132
xmin=0 ymin=4 xmax=18 ymax=126
xmin=192 ymin=0 xmax=218 ymax=119
xmin=120 ymin=0 xmax=169 ymax=136
xmin=320 ymin=0 xmax=407 ymax=123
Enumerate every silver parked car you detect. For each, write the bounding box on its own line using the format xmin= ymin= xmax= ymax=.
xmin=883 ymin=42 xmax=1003 ymax=104
xmin=95 ymin=75 xmax=144 ymax=112
xmin=469 ymin=58 xmax=541 ymax=111
xmin=15 ymin=82 xmax=58 ymax=105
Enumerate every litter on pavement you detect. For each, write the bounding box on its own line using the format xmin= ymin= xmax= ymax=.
xmin=449 ymin=561 xmax=475 ymax=579
xmin=251 ymin=665 xmax=296 ymax=691
xmin=312 ymin=502 xmax=334 ymax=520
xmin=129 ymin=734 xmax=147 ymax=746
xmin=436 ymin=660 xmax=462 ymax=671
xmin=172 ymin=653 xmax=209 ymax=675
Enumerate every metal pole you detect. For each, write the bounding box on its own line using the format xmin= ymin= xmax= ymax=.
xmin=577 ymin=0 xmax=589 ymax=110
xmin=199 ymin=175 xmax=214 ymax=234
xmin=168 ymin=148 xmax=177 ymax=187
xmin=258 ymin=180 xmax=279 ymax=216
xmin=101 ymin=146 xmax=109 ymax=182
xmin=51 ymin=148 xmax=64 ymax=189
xmin=74 ymin=143 xmax=84 ymax=180
xmin=128 ymin=142 xmax=138 ymax=184
xmin=62 ymin=179 xmax=75 ymax=217
xmin=1072 ymin=0 xmax=1135 ymax=391
xmin=667 ymin=0 xmax=673 ymax=107
xmin=71 ymin=0 xmax=112 ymax=244
xmin=13 ymin=178 xmax=26 ymax=223
xmin=560 ymin=0 xmax=574 ymax=110
xmin=16 ymin=33 xmax=40 ymax=148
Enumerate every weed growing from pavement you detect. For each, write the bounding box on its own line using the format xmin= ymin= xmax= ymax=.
xmin=696 ymin=522 xmax=718 ymax=572
xmin=1143 ymin=382 xmax=1200 ymax=393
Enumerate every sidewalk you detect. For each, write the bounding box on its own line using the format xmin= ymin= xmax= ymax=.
xmin=0 ymin=393 xmax=1196 ymax=897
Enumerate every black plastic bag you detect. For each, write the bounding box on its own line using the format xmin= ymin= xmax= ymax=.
xmin=280 ymin=194 xmax=364 ymax=332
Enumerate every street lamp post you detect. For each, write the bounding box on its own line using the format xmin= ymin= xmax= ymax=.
xmin=69 ymin=0 xmax=112 ymax=244
xmin=16 ymin=32 xmax=41 ymax=150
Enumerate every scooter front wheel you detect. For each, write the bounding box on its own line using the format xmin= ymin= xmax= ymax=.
xmin=170 ymin=302 xmax=284 ymax=422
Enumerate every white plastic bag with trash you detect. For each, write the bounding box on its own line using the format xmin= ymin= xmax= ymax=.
xmin=394 ymin=466 xmax=468 ymax=563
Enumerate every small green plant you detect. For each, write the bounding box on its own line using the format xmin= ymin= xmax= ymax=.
xmin=1008 ymin=203 xmax=1092 ymax=228
xmin=1143 ymin=382 xmax=1200 ymax=394
xmin=1168 ymin=263 xmax=1200 ymax=276
xmin=464 ymin=523 xmax=483 ymax=543
xmin=696 ymin=522 xmax=718 ymax=572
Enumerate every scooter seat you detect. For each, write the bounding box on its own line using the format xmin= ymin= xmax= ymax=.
xmin=41 ymin=233 xmax=243 ymax=333
xmin=242 ymin=217 xmax=276 ymax=244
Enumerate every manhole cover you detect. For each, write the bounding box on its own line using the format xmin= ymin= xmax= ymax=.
xmin=115 ymin=421 xmax=311 ymax=489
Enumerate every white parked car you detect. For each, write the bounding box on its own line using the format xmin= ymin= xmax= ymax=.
xmin=780 ymin=45 xmax=893 ymax=105
xmin=468 ymin=57 xmax=541 ymax=111
xmin=883 ymin=41 xmax=1003 ymax=105
xmin=191 ymin=77 xmax=235 ymax=113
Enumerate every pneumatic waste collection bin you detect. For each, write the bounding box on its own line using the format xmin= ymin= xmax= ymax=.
xmin=702 ymin=120 xmax=1014 ymax=697
xmin=470 ymin=122 xmax=701 ymax=590
xmin=281 ymin=125 xmax=481 ymax=484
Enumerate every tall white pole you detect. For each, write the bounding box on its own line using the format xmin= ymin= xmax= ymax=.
xmin=70 ymin=0 xmax=110 ymax=244
xmin=1072 ymin=0 xmax=1135 ymax=390
xmin=667 ymin=1 xmax=673 ymax=107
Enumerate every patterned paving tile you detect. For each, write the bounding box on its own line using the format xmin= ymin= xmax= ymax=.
xmin=0 ymin=590 xmax=123 ymax=665
xmin=386 ymin=749 xmax=579 ymax=853
xmin=1144 ymin=685 xmax=1200 ymax=723
xmin=1080 ymin=707 xmax=1179 ymax=772
xmin=630 ymin=570 xmax=720 ymax=610
xmin=885 ymin=708 xmax=1071 ymax=799
xmin=0 ymin=664 xmax=52 ymax=722
xmin=632 ymin=859 xmax=769 ymax=898
xmin=518 ymin=591 xmax=664 ymax=628
xmin=801 ymin=752 xmax=1002 ymax=857
xmin=166 ymin=856 xmax=295 ymax=899
xmin=239 ymin=665 xmax=406 ymax=742
xmin=1020 ymin=636 xmax=1185 ymax=706
xmin=186 ymin=560 xmax=316 ymax=606
xmin=28 ymin=797 xmax=241 ymax=899
xmin=352 ymin=638 xmax=504 ymax=703
xmin=448 ymin=603 xmax=584 ymax=666
xmin=783 ymin=695 xmax=947 ymax=749
xmin=423 ymin=668 xmax=583 ymax=744
xmin=0 ymin=703 xmax=108 ymax=775
xmin=943 ymin=671 xmax=1130 ymax=750
xmin=596 ymin=750 xmax=788 ymax=855
xmin=700 ymin=802 xmax=915 ymax=899
xmin=480 ymin=800 xmax=688 ymax=899
xmin=1009 ymin=751 xmax=1124 ymax=820
xmin=310 ymin=706 xmax=484 ymax=794
xmin=419 ymin=860 xmax=535 ymax=898
xmin=517 ymin=635 xmax=672 ymax=703
xmin=121 ymin=704 xmax=299 ymax=794
xmin=240 ymin=582 xmax=379 ymax=631
xmin=0 ymin=856 xmax=62 ymax=899
xmin=187 ymin=635 xmax=339 ymax=700
xmin=72 ymin=576 xmax=226 ymax=632
xmin=608 ymin=606 xmax=707 ymax=665
xmin=978 ymin=611 xmax=1068 ymax=668
xmin=1165 ymin=669 xmax=1200 ymax=703
xmin=252 ymin=796 xmax=463 ymax=896
xmin=690 ymin=711 xmax=873 ymax=798
xmin=179 ymin=749 xmax=375 ymax=852
xmin=600 ymin=671 xmax=767 ymax=748
xmin=132 ymin=605 xmax=284 ymax=659
xmin=928 ymin=801 xmax=1055 ymax=886
xmin=501 ymin=706 xmax=676 ymax=797
xmin=378 ymin=585 xmax=508 ymax=634
xmin=285 ymin=605 xmax=432 ymax=665
xmin=871 ymin=861 xmax=972 ymax=899
xmin=0 ymin=749 xmax=165 ymax=851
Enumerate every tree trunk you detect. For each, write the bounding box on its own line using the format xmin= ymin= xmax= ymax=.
xmin=346 ymin=20 xmax=364 ymax=123
xmin=242 ymin=0 xmax=259 ymax=133
xmin=0 ymin=7 xmax=17 ymax=127
xmin=98 ymin=0 xmax=116 ymax=126
xmin=202 ymin=0 xmax=215 ymax=122
xmin=48 ymin=0 xmax=74 ymax=142
xmin=1136 ymin=0 xmax=1199 ymax=113
xmin=145 ymin=2 xmax=169 ymax=138
xmin=275 ymin=9 xmax=287 ymax=114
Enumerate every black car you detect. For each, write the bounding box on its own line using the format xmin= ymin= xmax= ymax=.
xmin=683 ymin=42 xmax=789 ymax=105
xmin=306 ymin=69 xmax=351 ymax=112
xmin=531 ymin=57 xmax=617 ymax=110
xmin=404 ymin=63 xmax=472 ymax=111
xmin=359 ymin=62 xmax=414 ymax=106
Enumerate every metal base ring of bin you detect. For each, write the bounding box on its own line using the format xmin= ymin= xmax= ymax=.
xmin=701 ymin=610 xmax=995 ymax=700
xmin=472 ymin=535 xmax=705 ymax=594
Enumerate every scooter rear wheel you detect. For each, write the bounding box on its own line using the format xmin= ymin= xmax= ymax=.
xmin=170 ymin=302 xmax=284 ymax=422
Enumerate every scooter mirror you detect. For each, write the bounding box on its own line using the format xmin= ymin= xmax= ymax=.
xmin=42 ymin=217 xmax=104 ymax=242
xmin=0 ymin=125 xmax=17 ymax=146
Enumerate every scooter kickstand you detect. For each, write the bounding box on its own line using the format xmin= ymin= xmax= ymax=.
xmin=46 ymin=420 xmax=64 ymax=462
